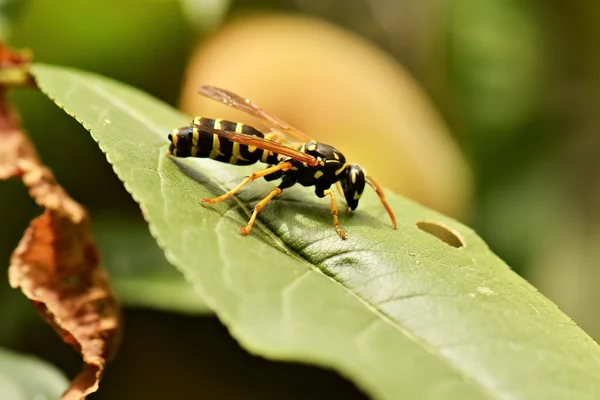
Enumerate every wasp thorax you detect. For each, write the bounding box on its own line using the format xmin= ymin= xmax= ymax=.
xmin=303 ymin=141 xmax=347 ymax=170
xmin=341 ymin=164 xmax=366 ymax=210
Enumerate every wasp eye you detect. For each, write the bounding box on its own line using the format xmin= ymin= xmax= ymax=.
xmin=168 ymin=133 xmax=173 ymax=142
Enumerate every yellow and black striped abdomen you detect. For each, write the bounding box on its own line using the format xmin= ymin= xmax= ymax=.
xmin=168 ymin=117 xmax=277 ymax=166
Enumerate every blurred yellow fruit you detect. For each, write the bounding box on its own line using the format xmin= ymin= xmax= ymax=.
xmin=180 ymin=13 xmax=471 ymax=219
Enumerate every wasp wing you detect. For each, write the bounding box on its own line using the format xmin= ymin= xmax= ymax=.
xmin=198 ymin=86 xmax=312 ymax=143
xmin=191 ymin=123 xmax=318 ymax=167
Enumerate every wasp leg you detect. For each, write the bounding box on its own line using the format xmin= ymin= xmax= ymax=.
xmin=264 ymin=132 xmax=285 ymax=144
xmin=263 ymin=168 xmax=285 ymax=182
xmin=334 ymin=181 xmax=351 ymax=213
xmin=323 ymin=189 xmax=348 ymax=240
xmin=239 ymin=187 xmax=282 ymax=236
xmin=366 ymin=176 xmax=397 ymax=229
xmin=202 ymin=161 xmax=292 ymax=204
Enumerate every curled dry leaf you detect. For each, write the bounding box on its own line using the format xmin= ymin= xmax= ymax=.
xmin=0 ymin=45 xmax=120 ymax=400
xmin=0 ymin=42 xmax=31 ymax=68
xmin=9 ymin=211 xmax=120 ymax=400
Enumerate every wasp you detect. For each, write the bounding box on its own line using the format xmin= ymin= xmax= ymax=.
xmin=167 ymin=86 xmax=397 ymax=239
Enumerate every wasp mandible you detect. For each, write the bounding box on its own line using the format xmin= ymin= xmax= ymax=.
xmin=168 ymin=86 xmax=397 ymax=239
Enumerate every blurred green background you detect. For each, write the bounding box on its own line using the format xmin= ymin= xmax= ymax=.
xmin=1 ymin=0 xmax=598 ymax=398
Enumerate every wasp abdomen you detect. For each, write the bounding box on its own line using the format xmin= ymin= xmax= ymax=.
xmin=168 ymin=117 xmax=279 ymax=166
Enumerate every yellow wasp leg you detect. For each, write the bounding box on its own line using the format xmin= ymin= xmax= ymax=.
xmin=334 ymin=181 xmax=349 ymax=212
xmin=264 ymin=132 xmax=285 ymax=144
xmin=323 ymin=189 xmax=348 ymax=240
xmin=239 ymin=187 xmax=282 ymax=236
xmin=334 ymin=181 xmax=343 ymax=196
xmin=202 ymin=161 xmax=292 ymax=204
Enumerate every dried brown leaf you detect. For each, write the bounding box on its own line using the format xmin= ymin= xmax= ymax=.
xmin=9 ymin=211 xmax=120 ymax=399
xmin=0 ymin=42 xmax=31 ymax=68
xmin=0 ymin=44 xmax=121 ymax=399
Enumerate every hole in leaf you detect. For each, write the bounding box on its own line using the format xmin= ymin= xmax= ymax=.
xmin=416 ymin=220 xmax=465 ymax=248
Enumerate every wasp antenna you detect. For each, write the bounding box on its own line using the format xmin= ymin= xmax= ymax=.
xmin=366 ymin=176 xmax=397 ymax=230
xmin=335 ymin=181 xmax=344 ymax=197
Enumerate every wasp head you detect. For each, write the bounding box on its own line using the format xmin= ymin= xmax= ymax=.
xmin=341 ymin=163 xmax=366 ymax=210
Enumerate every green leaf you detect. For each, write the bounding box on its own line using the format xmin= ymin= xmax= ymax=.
xmin=93 ymin=213 xmax=211 ymax=314
xmin=0 ymin=347 xmax=68 ymax=399
xmin=31 ymin=64 xmax=600 ymax=399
